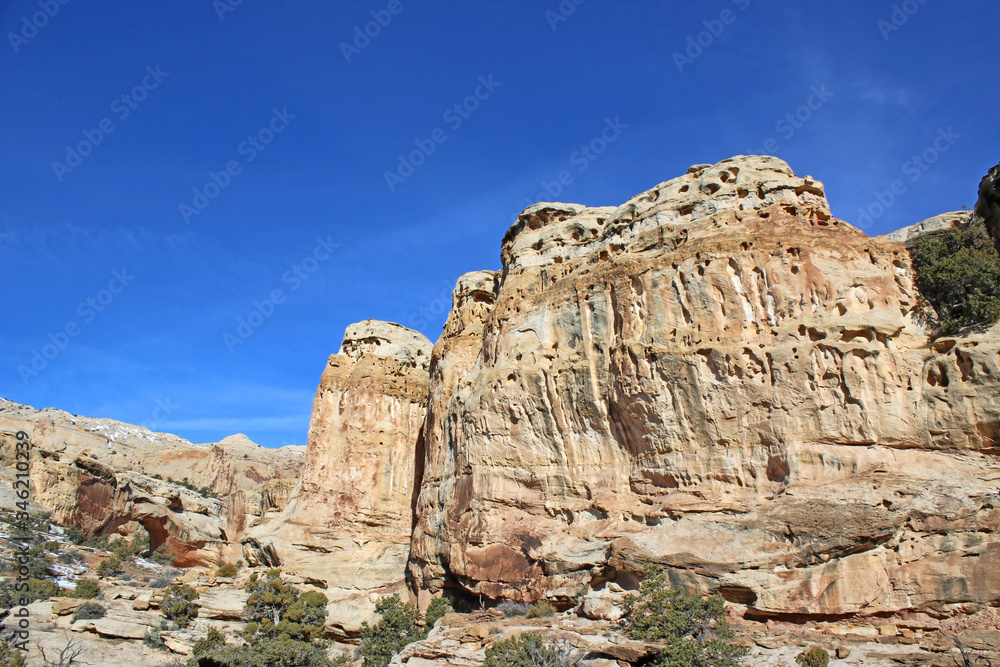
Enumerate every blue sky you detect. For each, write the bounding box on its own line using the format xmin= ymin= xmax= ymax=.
xmin=2 ymin=1 xmax=998 ymax=447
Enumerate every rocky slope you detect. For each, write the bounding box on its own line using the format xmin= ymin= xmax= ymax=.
xmin=0 ymin=400 xmax=304 ymax=565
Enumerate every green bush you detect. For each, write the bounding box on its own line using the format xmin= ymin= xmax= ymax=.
xmin=359 ymin=594 xmax=426 ymax=667
xmin=216 ymin=562 xmax=239 ymax=578
xmin=72 ymin=601 xmax=107 ymax=622
xmin=497 ymin=601 xmax=531 ymax=618
xmin=911 ymin=218 xmax=1000 ymax=334
xmin=186 ymin=637 xmax=332 ymax=667
xmin=64 ymin=527 xmax=87 ymax=545
xmin=526 ymin=600 xmax=556 ymax=618
xmin=143 ymin=627 xmax=165 ymax=649
xmin=72 ymin=579 xmax=100 ymax=599
xmin=796 ymin=647 xmax=830 ymax=667
xmin=96 ymin=555 xmax=125 ymax=578
xmin=190 ymin=627 xmax=227 ymax=657
xmin=483 ymin=633 xmax=581 ymax=667
xmin=161 ymin=583 xmax=200 ymax=628
xmin=149 ymin=544 xmax=174 ymax=565
xmin=0 ymin=577 xmax=58 ymax=612
xmin=424 ymin=597 xmax=451 ymax=629
xmin=0 ymin=640 xmax=25 ymax=667
xmin=623 ymin=567 xmax=747 ymax=667
xmin=242 ymin=570 xmax=327 ymax=643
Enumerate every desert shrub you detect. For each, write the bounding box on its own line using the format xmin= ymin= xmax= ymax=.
xmin=242 ymin=570 xmax=327 ymax=643
xmin=96 ymin=555 xmax=124 ymax=578
xmin=143 ymin=627 xmax=165 ymax=650
xmin=63 ymin=527 xmax=87 ymax=545
xmin=149 ymin=575 xmax=176 ymax=589
xmin=161 ymin=583 xmax=200 ymax=628
xmin=359 ymin=594 xmax=426 ymax=667
xmin=623 ymin=567 xmax=747 ymax=667
xmin=72 ymin=579 xmax=100 ymax=600
xmin=58 ymin=551 xmax=85 ymax=566
xmin=215 ymin=562 xmax=238 ymax=578
xmin=0 ymin=640 xmax=25 ymax=667
xmin=190 ymin=627 xmax=227 ymax=658
xmin=497 ymin=601 xmax=532 ymax=618
xmin=72 ymin=601 xmax=106 ymax=622
xmin=483 ymin=633 xmax=581 ymax=667
xmin=526 ymin=601 xmax=556 ymax=619
xmin=82 ymin=533 xmax=110 ymax=550
xmin=424 ymin=597 xmax=451 ymax=629
xmin=796 ymin=647 xmax=829 ymax=667
xmin=43 ymin=541 xmax=61 ymax=554
xmin=186 ymin=637 xmax=332 ymax=667
xmin=0 ymin=578 xmax=58 ymax=613
xmin=911 ymin=218 xmax=1000 ymax=334
xmin=149 ymin=544 xmax=174 ymax=566
xmin=110 ymin=535 xmax=146 ymax=561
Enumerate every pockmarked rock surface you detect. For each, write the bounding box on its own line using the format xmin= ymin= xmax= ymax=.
xmin=0 ymin=399 xmax=304 ymax=565
xmin=242 ymin=320 xmax=433 ymax=636
xmin=406 ymin=155 xmax=1000 ymax=620
xmin=976 ymin=162 xmax=1000 ymax=253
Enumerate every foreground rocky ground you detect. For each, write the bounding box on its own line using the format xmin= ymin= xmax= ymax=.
xmin=14 ymin=574 xmax=1000 ymax=666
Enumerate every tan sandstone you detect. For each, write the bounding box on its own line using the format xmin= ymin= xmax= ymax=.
xmin=406 ymin=155 xmax=1000 ymax=622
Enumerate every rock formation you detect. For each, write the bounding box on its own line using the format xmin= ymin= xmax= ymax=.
xmin=404 ymin=155 xmax=1000 ymax=621
xmin=7 ymin=154 xmax=1000 ymax=651
xmin=241 ymin=320 xmax=433 ymax=636
xmin=976 ymin=162 xmax=1000 ymax=252
xmin=879 ymin=210 xmax=972 ymax=248
xmin=0 ymin=400 xmax=304 ymax=565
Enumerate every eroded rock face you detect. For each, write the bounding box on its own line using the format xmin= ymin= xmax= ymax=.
xmin=408 ymin=155 xmax=1000 ymax=620
xmin=975 ymin=162 xmax=1000 ymax=252
xmin=879 ymin=210 xmax=972 ymax=248
xmin=0 ymin=400 xmax=304 ymax=566
xmin=242 ymin=320 xmax=432 ymax=636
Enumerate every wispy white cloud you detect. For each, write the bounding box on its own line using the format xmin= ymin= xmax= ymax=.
xmin=861 ymin=83 xmax=915 ymax=110
xmin=156 ymin=415 xmax=309 ymax=433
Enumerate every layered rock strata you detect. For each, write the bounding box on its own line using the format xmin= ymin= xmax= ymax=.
xmin=405 ymin=155 xmax=1000 ymax=620
xmin=0 ymin=400 xmax=304 ymax=566
xmin=242 ymin=320 xmax=433 ymax=636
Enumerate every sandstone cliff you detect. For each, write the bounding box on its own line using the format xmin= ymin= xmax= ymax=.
xmin=241 ymin=320 xmax=433 ymax=636
xmin=0 ymin=400 xmax=304 ymax=566
xmin=404 ymin=155 xmax=1000 ymax=621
